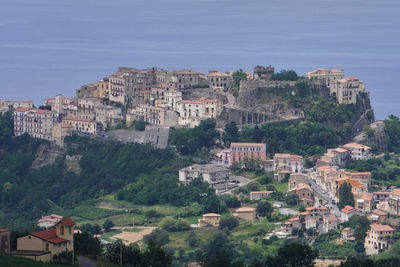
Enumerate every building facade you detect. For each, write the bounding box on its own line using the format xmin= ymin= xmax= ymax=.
xmin=14 ymin=108 xmax=58 ymax=140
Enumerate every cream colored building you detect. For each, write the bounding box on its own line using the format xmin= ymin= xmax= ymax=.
xmin=176 ymin=98 xmax=223 ymax=127
xmin=11 ymin=218 xmax=75 ymax=263
xmin=330 ymin=77 xmax=365 ymax=104
xmin=172 ymin=70 xmax=207 ymax=89
xmin=198 ymin=213 xmax=221 ymax=227
xmin=273 ymin=153 xmax=304 ymax=173
xmin=0 ymin=100 xmax=33 ymax=109
xmin=52 ymin=123 xmax=74 ymax=147
xmin=365 ymin=224 xmax=393 ymax=255
xmin=306 ymin=68 xmax=344 ymax=88
xmin=95 ymin=105 xmax=122 ymax=129
xmin=94 ymin=78 xmax=109 ymax=98
xmin=341 ymin=142 xmax=372 ymax=160
xmin=53 ymin=95 xmax=78 ymax=118
xmin=234 ymin=207 xmax=256 ymax=221
xmin=14 ymin=108 xmax=58 ymax=140
xmin=164 ymin=90 xmax=182 ymax=111
xmin=62 ymin=117 xmax=98 ymax=134
xmin=208 ymin=71 xmax=233 ymax=90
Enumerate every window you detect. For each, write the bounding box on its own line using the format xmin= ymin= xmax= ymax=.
xmin=60 ymin=225 xmax=64 ymax=235
xmin=45 ymin=243 xmax=49 ymax=251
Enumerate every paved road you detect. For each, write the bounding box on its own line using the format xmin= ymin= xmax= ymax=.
xmin=306 ymin=170 xmax=341 ymax=217
xmin=279 ymin=208 xmax=299 ymax=216
xmin=77 ymin=256 xmax=97 ymax=267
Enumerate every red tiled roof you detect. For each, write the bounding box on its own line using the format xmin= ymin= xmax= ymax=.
xmin=30 ymin=228 xmax=67 ymax=244
xmin=58 ymin=217 xmax=76 ymax=227
xmin=372 ymin=209 xmax=387 ymax=216
xmin=0 ymin=229 xmax=11 ymax=233
xmin=236 ymin=207 xmax=255 ymax=212
xmin=14 ymin=107 xmax=31 ymax=112
xmin=370 ymin=224 xmax=393 ymax=232
xmin=203 ymin=213 xmax=221 ymax=217
xmin=208 ymin=72 xmax=231 ymax=77
xmin=274 ymin=153 xmax=303 ymax=160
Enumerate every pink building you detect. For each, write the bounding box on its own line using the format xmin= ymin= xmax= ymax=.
xmin=216 ymin=143 xmax=266 ymax=166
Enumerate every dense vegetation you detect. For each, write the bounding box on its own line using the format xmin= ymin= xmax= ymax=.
xmin=347 ymin=158 xmax=400 ymax=186
xmin=238 ymin=120 xmax=344 ymax=156
xmin=169 ymin=119 xmax=218 ymax=155
xmin=270 ymin=69 xmax=299 ymax=81
xmin=385 ymin=115 xmax=400 ymax=153
xmin=0 ymin=113 xmax=222 ymax=229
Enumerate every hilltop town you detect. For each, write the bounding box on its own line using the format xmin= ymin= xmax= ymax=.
xmin=1 ymin=65 xmax=400 ymax=266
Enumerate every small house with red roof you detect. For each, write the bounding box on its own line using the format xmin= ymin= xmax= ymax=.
xmin=10 ymin=218 xmax=75 ymax=263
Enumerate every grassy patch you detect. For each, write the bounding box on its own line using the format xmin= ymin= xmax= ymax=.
xmin=101 ymin=229 xmax=122 ymax=242
xmin=0 ymin=254 xmax=75 ymax=267
xmin=60 ymin=205 xmax=123 ymax=220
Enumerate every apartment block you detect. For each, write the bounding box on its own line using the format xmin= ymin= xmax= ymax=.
xmin=14 ymin=108 xmax=58 ymax=140
xmin=0 ymin=100 xmax=33 ymax=109
xmin=330 ymin=77 xmax=365 ymax=104
xmin=176 ymin=98 xmax=223 ymax=127
xmin=208 ymin=71 xmax=233 ymax=91
xmin=273 ymin=153 xmax=304 ymax=173
xmin=365 ymin=224 xmax=393 ymax=255
xmin=306 ymin=68 xmax=344 ymax=88
xmin=172 ymin=70 xmax=207 ymax=89
xmin=62 ymin=117 xmax=99 ymax=134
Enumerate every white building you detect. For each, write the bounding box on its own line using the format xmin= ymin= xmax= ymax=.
xmin=330 ymin=77 xmax=365 ymax=104
xmin=341 ymin=143 xmax=372 ymax=160
xmin=13 ymin=108 xmax=58 ymax=140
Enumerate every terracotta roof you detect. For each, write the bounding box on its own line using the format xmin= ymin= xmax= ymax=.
xmin=337 ymin=77 xmax=360 ymax=83
xmin=333 ymin=148 xmax=348 ymax=153
xmin=370 ymin=224 xmax=393 ymax=232
xmin=325 ymin=214 xmax=339 ymax=222
xmin=236 ymin=207 xmax=255 ymax=212
xmin=231 ymin=143 xmax=265 ymax=147
xmin=391 ymin=189 xmax=400 ymax=197
xmin=372 ymin=209 xmax=387 ymax=216
xmin=203 ymin=213 xmax=221 ymax=217
xmin=0 ymin=229 xmax=11 ymax=233
xmin=155 ymin=83 xmax=169 ymax=88
xmin=14 ymin=107 xmax=31 ymax=112
xmin=208 ymin=72 xmax=231 ymax=77
xmin=274 ymin=153 xmax=303 ymax=160
xmin=63 ymin=117 xmax=94 ymax=123
xmin=30 ymin=228 xmax=68 ymax=244
xmin=306 ymin=207 xmax=327 ymax=211
xmin=342 ymin=142 xmax=370 ymax=149
xmin=341 ymin=205 xmax=356 ymax=214
xmin=289 ymin=217 xmax=300 ymax=222
xmin=57 ymin=217 xmax=76 ymax=227
xmin=138 ymin=90 xmax=151 ymax=94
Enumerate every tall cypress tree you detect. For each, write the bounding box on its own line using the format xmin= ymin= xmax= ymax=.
xmin=338 ymin=182 xmax=355 ymax=209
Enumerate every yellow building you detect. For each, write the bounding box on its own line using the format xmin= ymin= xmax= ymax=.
xmin=198 ymin=213 xmax=221 ymax=227
xmin=234 ymin=207 xmax=256 ymax=221
xmin=10 ymin=218 xmax=75 ymax=263
xmin=365 ymin=224 xmax=393 ymax=255
xmin=62 ymin=117 xmax=98 ymax=134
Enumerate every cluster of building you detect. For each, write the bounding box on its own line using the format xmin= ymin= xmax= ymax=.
xmin=318 ymin=142 xmax=373 ymax=168
xmin=307 ymin=68 xmax=365 ymax=104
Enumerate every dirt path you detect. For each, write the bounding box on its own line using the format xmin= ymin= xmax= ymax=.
xmin=111 ymin=227 xmax=156 ymax=245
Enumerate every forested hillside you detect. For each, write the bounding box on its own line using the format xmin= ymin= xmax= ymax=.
xmin=0 ymin=112 xmax=222 ymax=230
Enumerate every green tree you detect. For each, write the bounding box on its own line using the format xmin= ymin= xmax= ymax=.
xmin=140 ymin=242 xmax=172 ymax=267
xmin=256 ymin=201 xmax=273 ymax=218
xmin=187 ymin=231 xmax=200 ymax=248
xmin=143 ymin=228 xmax=169 ymax=245
xmin=232 ymin=69 xmax=248 ymax=96
xmin=385 ymin=115 xmax=400 ymax=153
xmin=102 ymin=219 xmax=114 ymax=231
xmin=271 ymin=70 xmax=299 ymax=81
xmin=134 ymin=120 xmax=147 ymax=131
xmin=286 ymin=193 xmax=299 ymax=206
xmin=219 ymin=216 xmax=239 ymax=230
xmin=338 ymin=182 xmax=355 ymax=209
xmin=222 ymin=121 xmax=239 ymax=145
xmin=265 ymin=242 xmax=318 ymax=267
xmin=74 ymin=232 xmax=102 ymax=258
